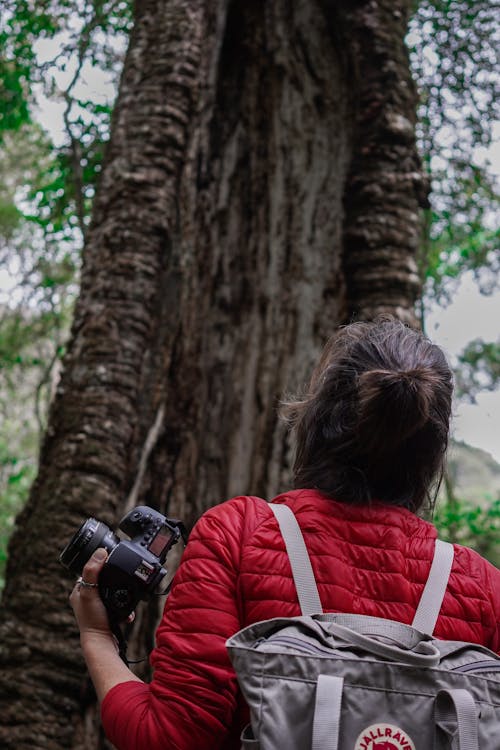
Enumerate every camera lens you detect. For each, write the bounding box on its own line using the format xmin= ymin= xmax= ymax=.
xmin=59 ymin=518 xmax=120 ymax=575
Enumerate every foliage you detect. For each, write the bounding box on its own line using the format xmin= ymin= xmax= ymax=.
xmin=455 ymin=339 xmax=500 ymax=402
xmin=0 ymin=1 xmax=132 ymax=586
xmin=0 ymin=438 xmax=37 ymax=589
xmin=1 ymin=0 xmax=132 ymax=237
xmin=434 ymin=496 xmax=500 ymax=567
xmin=430 ymin=441 xmax=500 ymax=565
xmin=407 ymin=0 xmax=499 ymax=304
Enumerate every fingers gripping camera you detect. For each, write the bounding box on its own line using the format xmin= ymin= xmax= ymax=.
xmin=60 ymin=506 xmax=188 ymax=623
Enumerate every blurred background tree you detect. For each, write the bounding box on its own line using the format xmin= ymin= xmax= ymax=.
xmin=0 ymin=0 xmax=498 ymax=571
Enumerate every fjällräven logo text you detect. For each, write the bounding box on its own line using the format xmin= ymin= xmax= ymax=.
xmin=354 ymin=723 xmax=416 ymax=750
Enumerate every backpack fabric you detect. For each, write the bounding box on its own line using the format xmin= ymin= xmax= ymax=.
xmin=226 ymin=502 xmax=500 ymax=750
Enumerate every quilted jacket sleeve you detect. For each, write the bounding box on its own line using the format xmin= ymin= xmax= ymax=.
xmin=101 ymin=496 xmax=260 ymax=750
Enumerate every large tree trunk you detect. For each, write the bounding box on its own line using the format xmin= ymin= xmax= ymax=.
xmin=0 ymin=1 xmax=426 ymax=748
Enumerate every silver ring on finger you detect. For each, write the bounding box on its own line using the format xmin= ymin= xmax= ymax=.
xmin=76 ymin=576 xmax=99 ymax=589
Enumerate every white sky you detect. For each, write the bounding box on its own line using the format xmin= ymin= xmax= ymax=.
xmin=426 ymin=274 xmax=499 ymax=462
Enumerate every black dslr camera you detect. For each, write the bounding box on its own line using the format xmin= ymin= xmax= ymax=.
xmin=60 ymin=505 xmax=187 ymax=623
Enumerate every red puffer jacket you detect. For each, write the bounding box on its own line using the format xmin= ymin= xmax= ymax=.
xmin=101 ymin=489 xmax=500 ymax=750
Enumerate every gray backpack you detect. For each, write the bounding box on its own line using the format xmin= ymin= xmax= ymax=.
xmin=226 ymin=503 xmax=500 ymax=750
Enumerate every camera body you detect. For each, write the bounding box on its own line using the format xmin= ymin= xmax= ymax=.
xmin=60 ymin=505 xmax=187 ymax=622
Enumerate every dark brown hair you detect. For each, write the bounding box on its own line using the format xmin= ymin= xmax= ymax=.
xmin=282 ymin=318 xmax=453 ymax=513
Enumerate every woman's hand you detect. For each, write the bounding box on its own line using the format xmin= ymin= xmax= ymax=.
xmin=69 ymin=548 xmax=143 ymax=702
xmin=70 ymin=548 xmax=114 ymax=640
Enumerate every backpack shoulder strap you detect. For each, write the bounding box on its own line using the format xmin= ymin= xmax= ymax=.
xmin=269 ymin=503 xmax=323 ymax=616
xmin=411 ymin=539 xmax=454 ymax=635
xmin=269 ymin=502 xmax=454 ymax=634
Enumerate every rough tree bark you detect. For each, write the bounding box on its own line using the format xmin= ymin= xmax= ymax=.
xmin=0 ymin=1 xmax=427 ymax=748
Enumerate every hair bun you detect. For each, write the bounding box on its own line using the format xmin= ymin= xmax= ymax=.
xmin=356 ymin=367 xmax=438 ymax=457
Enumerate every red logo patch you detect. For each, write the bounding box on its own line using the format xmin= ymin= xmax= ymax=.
xmin=354 ymin=723 xmax=416 ymax=750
